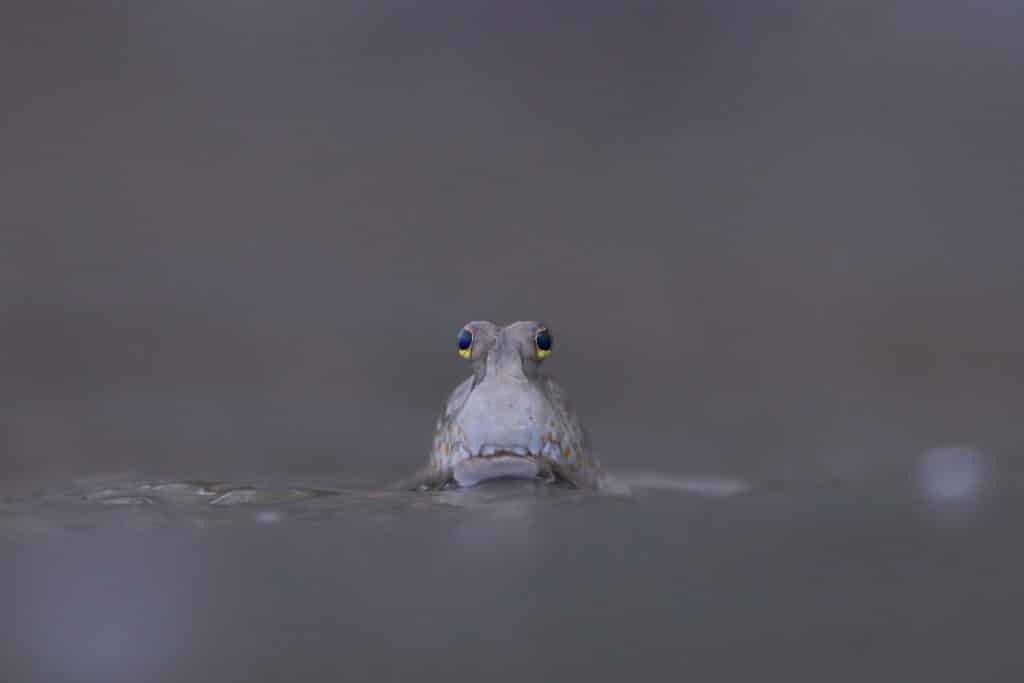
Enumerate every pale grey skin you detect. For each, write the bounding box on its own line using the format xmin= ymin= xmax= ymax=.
xmin=411 ymin=321 xmax=603 ymax=490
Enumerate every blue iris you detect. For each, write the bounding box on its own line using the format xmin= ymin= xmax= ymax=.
xmin=535 ymin=329 xmax=552 ymax=351
xmin=457 ymin=328 xmax=473 ymax=350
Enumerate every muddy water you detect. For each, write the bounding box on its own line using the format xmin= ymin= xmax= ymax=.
xmin=2 ymin=469 xmax=1020 ymax=683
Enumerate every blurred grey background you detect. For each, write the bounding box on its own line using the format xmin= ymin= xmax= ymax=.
xmin=3 ymin=1 xmax=1022 ymax=486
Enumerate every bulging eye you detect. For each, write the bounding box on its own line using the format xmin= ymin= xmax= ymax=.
xmin=457 ymin=327 xmax=473 ymax=358
xmin=535 ymin=327 xmax=552 ymax=359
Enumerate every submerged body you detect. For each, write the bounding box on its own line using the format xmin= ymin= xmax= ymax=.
xmin=417 ymin=321 xmax=602 ymax=489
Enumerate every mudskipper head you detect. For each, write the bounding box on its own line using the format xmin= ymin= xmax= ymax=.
xmin=428 ymin=320 xmax=596 ymax=488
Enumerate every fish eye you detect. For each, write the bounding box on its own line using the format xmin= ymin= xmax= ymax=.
xmin=534 ymin=327 xmax=552 ymax=359
xmin=457 ymin=327 xmax=473 ymax=359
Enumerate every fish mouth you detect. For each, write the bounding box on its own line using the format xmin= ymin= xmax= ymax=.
xmin=474 ymin=444 xmax=535 ymax=458
xmin=436 ymin=435 xmax=583 ymax=488
xmin=452 ymin=447 xmax=551 ymax=487
xmin=453 ymin=456 xmax=542 ymax=487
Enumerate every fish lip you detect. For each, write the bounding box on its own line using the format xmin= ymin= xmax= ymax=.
xmin=454 ymin=453 xmax=575 ymax=488
xmin=452 ymin=452 xmax=543 ymax=487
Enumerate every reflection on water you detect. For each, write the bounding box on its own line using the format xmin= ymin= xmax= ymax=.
xmin=917 ymin=444 xmax=992 ymax=502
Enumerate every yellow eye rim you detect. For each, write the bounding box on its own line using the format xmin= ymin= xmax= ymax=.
xmin=534 ymin=326 xmax=552 ymax=359
xmin=457 ymin=326 xmax=473 ymax=359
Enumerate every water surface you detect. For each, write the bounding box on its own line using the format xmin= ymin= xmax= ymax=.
xmin=2 ymin=471 xmax=1019 ymax=682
